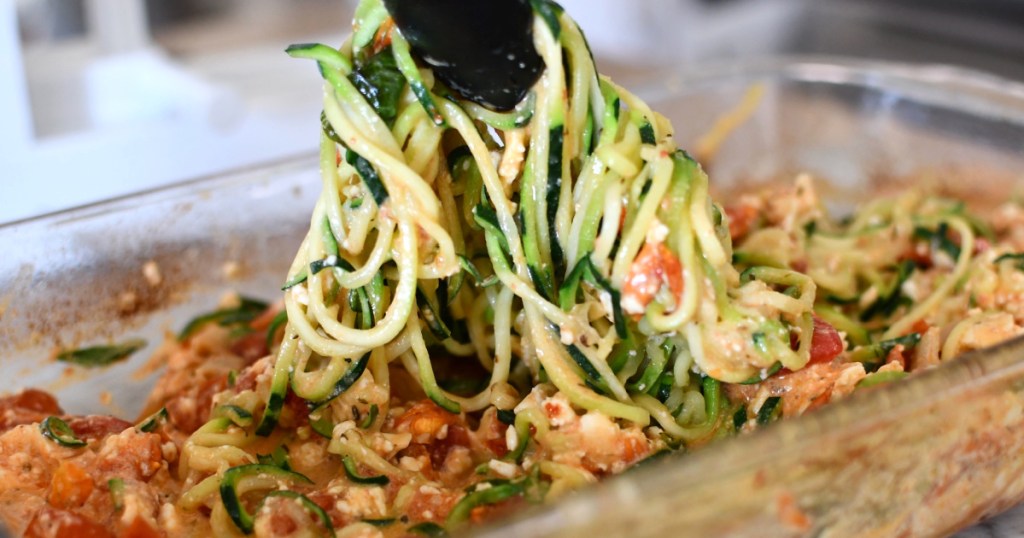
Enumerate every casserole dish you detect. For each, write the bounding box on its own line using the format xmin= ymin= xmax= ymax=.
xmin=4 ymin=57 xmax=1024 ymax=537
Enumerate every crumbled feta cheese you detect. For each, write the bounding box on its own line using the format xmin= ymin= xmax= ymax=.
xmin=419 ymin=485 xmax=441 ymax=496
xmin=598 ymin=290 xmax=615 ymax=318
xmin=159 ymin=503 xmax=182 ymax=535
xmin=559 ymin=325 xmax=576 ymax=345
xmin=291 ymin=285 xmax=310 ymax=306
xmin=505 ymin=424 xmax=519 ymax=451
xmin=646 ymin=217 xmax=670 ymax=244
xmin=332 ymin=420 xmax=356 ymax=439
xmin=488 ymin=459 xmax=519 ymax=478
xmin=621 ymin=293 xmax=645 ymax=315
xmin=400 ymin=456 xmax=425 ymax=472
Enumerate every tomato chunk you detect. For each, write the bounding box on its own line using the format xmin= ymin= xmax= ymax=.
xmin=808 ymin=316 xmax=844 ymax=365
xmin=0 ymin=389 xmax=63 ymax=432
xmin=395 ymin=400 xmax=458 ymax=441
xmin=621 ymin=242 xmax=684 ymax=315
xmin=66 ymin=416 xmax=132 ymax=440
xmin=725 ymin=202 xmax=759 ymax=241
xmin=48 ymin=461 xmax=94 ymax=509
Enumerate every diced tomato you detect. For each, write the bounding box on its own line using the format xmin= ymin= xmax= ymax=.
xmin=25 ymin=506 xmax=113 ymax=538
xmin=619 ymin=435 xmax=648 ymax=466
xmin=394 ymin=400 xmax=476 ymax=477
xmin=66 ymin=416 xmax=132 ymax=440
xmin=428 ymin=424 xmax=471 ymax=471
xmin=394 ymin=400 xmax=458 ymax=440
xmin=48 ymin=461 xmax=94 ymax=509
xmin=807 ymin=316 xmax=844 ymax=365
xmin=661 ymin=245 xmax=684 ymax=299
xmin=4 ymin=388 xmax=62 ymax=414
xmin=884 ymin=345 xmax=909 ymax=370
xmin=0 ymin=389 xmax=63 ymax=432
xmin=95 ymin=431 xmax=164 ymax=479
xmin=622 ymin=242 xmax=684 ymax=314
xmin=725 ymin=203 xmax=759 ymax=241
xmin=478 ymin=410 xmax=510 ymax=458
xmin=372 ymin=18 xmax=394 ymax=53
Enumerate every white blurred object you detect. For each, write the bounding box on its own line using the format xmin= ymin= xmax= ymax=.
xmin=79 ymin=0 xmax=240 ymax=128
xmin=83 ymin=48 xmax=242 ymax=130
xmin=561 ymin=0 xmax=802 ymax=66
xmin=0 ymin=0 xmax=327 ymax=224
xmin=84 ymin=0 xmax=148 ymax=53
xmin=0 ymin=3 xmax=32 ymax=152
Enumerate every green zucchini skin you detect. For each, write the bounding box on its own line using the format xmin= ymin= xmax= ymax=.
xmin=263 ymin=490 xmax=336 ymax=537
xmin=136 ymin=408 xmax=168 ymax=433
xmin=849 ymin=333 xmax=922 ymax=367
xmin=346 ymin=150 xmax=390 ymax=207
xmin=546 ymin=126 xmax=566 ymax=281
xmin=108 ymin=478 xmax=125 ymax=510
xmin=40 ymin=416 xmax=86 ymax=448
xmin=417 ymin=287 xmax=452 ymax=340
xmin=343 ymin=456 xmax=391 ymax=485
xmin=219 ymin=464 xmax=313 ymax=534
xmin=265 ymin=310 xmax=289 ymax=350
xmin=446 ymin=482 xmax=524 ymax=527
xmin=311 ymin=352 xmax=372 ymax=408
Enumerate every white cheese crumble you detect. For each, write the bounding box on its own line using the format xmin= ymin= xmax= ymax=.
xmin=646 ymin=217 xmax=669 ymax=244
xmin=488 ymin=459 xmax=519 ymax=478
xmin=505 ymin=424 xmax=519 ymax=451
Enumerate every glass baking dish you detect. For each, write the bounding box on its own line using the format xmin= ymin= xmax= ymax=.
xmin=3 ymin=56 xmax=1024 ymax=537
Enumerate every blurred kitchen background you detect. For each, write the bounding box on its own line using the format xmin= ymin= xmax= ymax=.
xmin=3 ymin=0 xmax=1024 ymax=224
